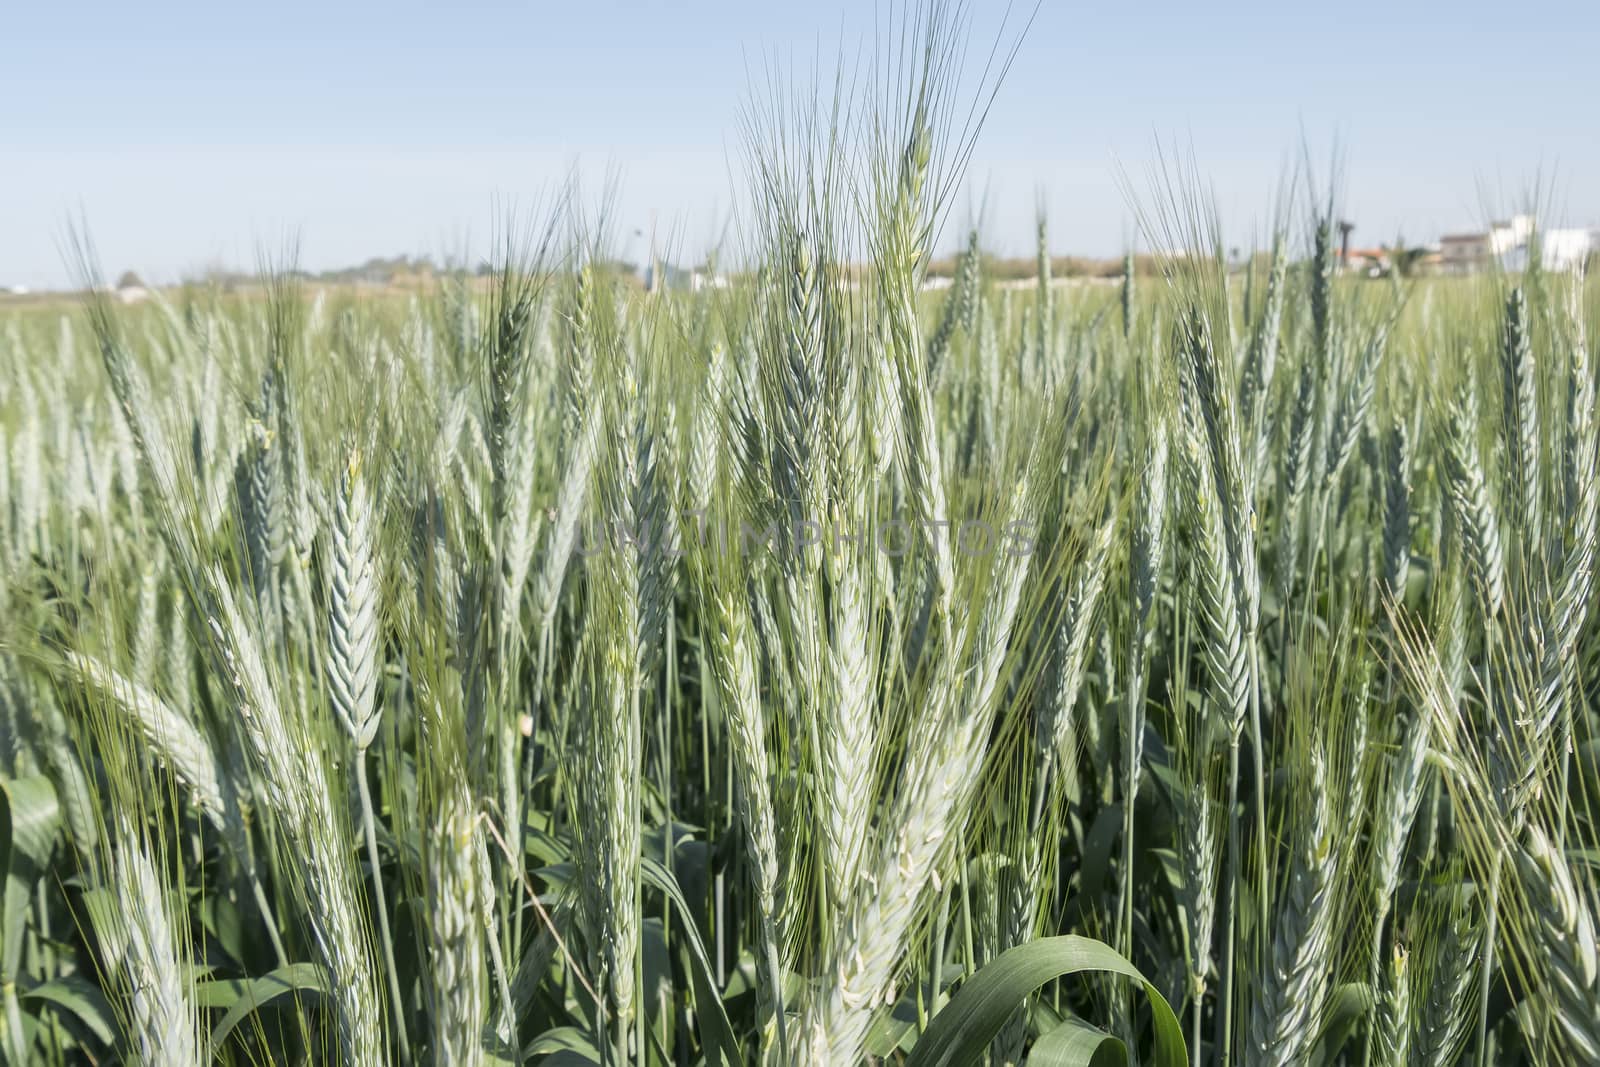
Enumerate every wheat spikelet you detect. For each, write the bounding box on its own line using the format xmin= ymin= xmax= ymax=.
xmin=1372 ymin=712 xmax=1429 ymax=923
xmin=424 ymin=770 xmax=489 ymax=1067
xmin=1310 ymin=217 xmax=1334 ymax=367
xmin=1442 ymin=387 xmax=1505 ymax=619
xmin=164 ymin=584 xmax=195 ymax=721
xmin=328 ymin=448 xmax=382 ymax=750
xmin=812 ymin=321 xmax=877 ymax=907
xmin=533 ymin=408 xmax=597 ymax=642
xmin=234 ymin=416 xmax=286 ymax=640
xmin=1278 ymin=358 xmax=1318 ymax=588
xmin=1555 ymin=286 xmax=1598 ymax=658
xmin=1126 ymin=418 xmax=1169 ymax=801
xmin=1382 ymin=420 xmax=1413 ymax=605
xmin=1239 ymin=238 xmax=1287 ymax=462
xmin=1411 ymin=887 xmax=1478 ymax=1067
xmin=799 ymin=470 xmax=1040 ymax=1066
xmin=484 ymin=265 xmax=536 ymax=497
xmin=688 ymin=343 xmax=728 ymax=511
xmin=1176 ymin=308 xmax=1259 ymax=743
xmin=582 ymin=360 xmax=646 ymax=1047
xmin=1248 ymin=750 xmax=1336 ymax=1067
xmin=111 ymin=825 xmax=203 ymax=1067
xmin=634 ymin=385 xmax=678 ymax=674
xmin=1374 ymin=944 xmax=1411 ymax=1067
xmin=561 ymin=264 xmax=595 ymax=450
xmin=1517 ymin=826 xmax=1600 ymax=1060
xmin=968 ymin=854 xmax=1011 ymax=969
xmin=705 ymin=591 xmax=782 ymax=920
xmin=131 ymin=562 xmax=162 ymax=684
xmin=1560 ymin=272 xmax=1595 ymax=541
xmin=498 ymin=394 xmax=542 ymax=655
xmin=207 ymin=573 xmax=383 ymax=1066
xmin=328 ymin=447 xmax=412 ymax=1064
xmin=702 ymin=585 xmax=788 ymax=1051
xmin=91 ymin=326 xmax=181 ymax=506
xmin=1035 ymin=515 xmax=1116 ymax=815
xmin=1489 ymin=474 xmax=1593 ymax=825
xmin=927 ymin=229 xmax=980 ymax=380
xmin=1181 ymin=417 xmax=1251 ymax=731
xmin=1178 ymin=778 xmax=1221 ymax=1000
xmin=822 ymin=537 xmax=876 ymax=905
xmin=67 ymin=652 xmax=228 ymax=824
xmin=764 ymin=228 xmax=827 ymax=538
xmin=581 ymin=634 xmax=641 ymax=1045
xmin=1327 ymin=328 xmax=1386 ymax=491
xmin=1498 ymin=287 xmax=1541 ymax=540
xmin=877 ymin=105 xmax=954 ymax=624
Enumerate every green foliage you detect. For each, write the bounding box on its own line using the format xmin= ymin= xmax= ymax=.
xmin=2 ymin=12 xmax=1599 ymax=1067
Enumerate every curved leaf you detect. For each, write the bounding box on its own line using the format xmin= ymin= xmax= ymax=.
xmin=525 ymin=1024 xmax=601 ymax=1063
xmin=1309 ymin=981 xmax=1372 ymax=1067
xmin=0 ymin=783 xmax=11 ymax=881
xmin=640 ymin=854 xmax=742 ymax=1067
xmin=1 ymin=777 xmax=61 ymax=870
xmin=201 ymin=962 xmax=327 ymax=1047
xmin=20 ymin=975 xmax=118 ymax=1047
xmin=905 ymin=936 xmax=1186 ymax=1067
xmin=2 ymin=777 xmax=61 ymax=981
xmin=77 ymin=887 xmax=129 ymax=972
xmin=1028 ymin=1014 xmax=1126 ymax=1067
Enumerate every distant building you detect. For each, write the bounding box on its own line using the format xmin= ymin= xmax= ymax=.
xmin=1438 ymin=232 xmax=1488 ymax=273
xmin=114 ymin=270 xmax=151 ymax=304
xmin=691 ymin=269 xmax=729 ymax=293
xmin=643 ymin=260 xmax=728 ymax=294
xmin=3 ymin=284 xmax=28 ymax=296
xmin=1435 ymin=215 xmax=1592 ymax=274
xmin=1339 ymin=247 xmax=1390 ymax=276
xmin=1526 ymin=228 xmax=1593 ymax=271
xmin=1488 ymin=215 xmax=1536 ymax=258
xmin=1438 ymin=216 xmax=1531 ymax=273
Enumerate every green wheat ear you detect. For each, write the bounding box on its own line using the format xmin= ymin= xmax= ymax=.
xmin=329 ymin=446 xmax=381 ymax=750
xmin=108 ymin=822 xmax=204 ymax=1067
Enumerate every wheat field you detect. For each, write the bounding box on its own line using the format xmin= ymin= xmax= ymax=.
xmin=2 ymin=9 xmax=1598 ymax=1067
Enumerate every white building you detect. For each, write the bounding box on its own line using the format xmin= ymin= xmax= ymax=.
xmin=1437 ymin=215 xmax=1593 ymax=273
xmin=1539 ymin=228 xmax=1594 ymax=270
xmin=1488 ymin=215 xmax=1536 ymax=257
xmin=690 ymin=269 xmax=729 ymax=293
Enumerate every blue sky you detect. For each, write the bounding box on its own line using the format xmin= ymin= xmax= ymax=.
xmin=4 ymin=1 xmax=1597 ymax=289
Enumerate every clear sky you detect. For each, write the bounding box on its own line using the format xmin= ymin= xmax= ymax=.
xmin=4 ymin=1 xmax=1597 ymax=289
